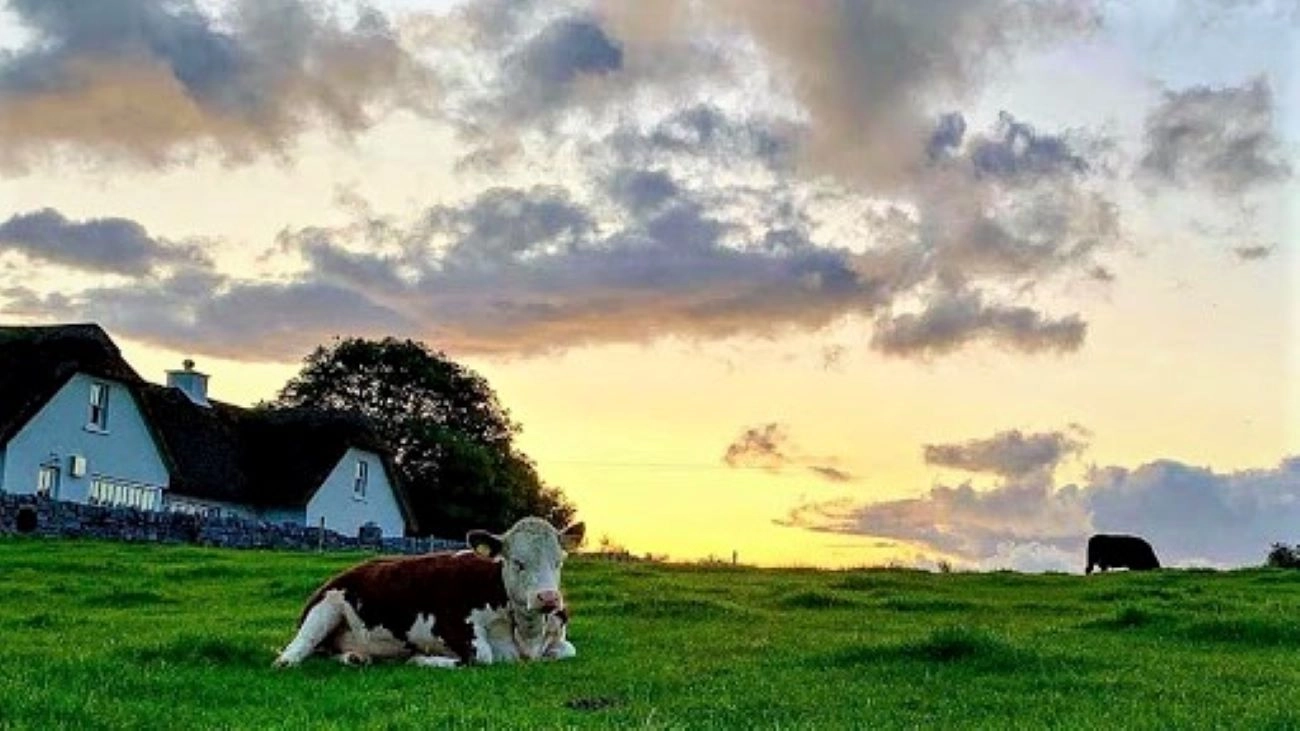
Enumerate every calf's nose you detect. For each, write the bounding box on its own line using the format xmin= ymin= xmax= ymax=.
xmin=535 ymin=589 xmax=562 ymax=611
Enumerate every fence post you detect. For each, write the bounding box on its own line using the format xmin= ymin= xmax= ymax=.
xmin=318 ymin=516 xmax=325 ymax=552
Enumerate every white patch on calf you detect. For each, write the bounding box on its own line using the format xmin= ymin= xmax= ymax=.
xmin=406 ymin=613 xmax=450 ymax=656
xmin=467 ymin=605 xmax=518 ymax=664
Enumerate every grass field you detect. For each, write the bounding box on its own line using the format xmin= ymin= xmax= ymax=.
xmin=1 ymin=538 xmax=1298 ymax=729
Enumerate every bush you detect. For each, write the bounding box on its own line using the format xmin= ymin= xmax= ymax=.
xmin=1265 ymin=543 xmax=1300 ymax=569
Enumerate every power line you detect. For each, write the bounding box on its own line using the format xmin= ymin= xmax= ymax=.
xmin=540 ymin=459 xmax=793 ymax=471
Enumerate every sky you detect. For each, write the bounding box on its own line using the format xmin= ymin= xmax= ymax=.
xmin=0 ymin=0 xmax=1297 ymax=571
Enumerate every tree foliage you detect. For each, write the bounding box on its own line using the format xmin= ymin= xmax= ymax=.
xmin=268 ymin=337 xmax=575 ymax=537
xmin=1267 ymin=543 xmax=1300 ymax=569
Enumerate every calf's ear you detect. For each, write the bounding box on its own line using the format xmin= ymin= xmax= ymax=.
xmin=559 ymin=522 xmax=586 ymax=551
xmin=467 ymin=530 xmax=504 ymax=558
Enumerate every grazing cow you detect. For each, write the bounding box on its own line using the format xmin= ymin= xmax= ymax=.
xmin=274 ymin=517 xmax=584 ymax=668
xmin=1086 ymin=534 xmax=1160 ymax=574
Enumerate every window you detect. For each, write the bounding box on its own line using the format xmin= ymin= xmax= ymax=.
xmin=88 ymin=477 xmax=161 ymax=512
xmin=87 ymin=381 xmax=110 ymax=431
xmin=36 ymin=463 xmax=60 ymax=498
xmin=354 ymin=460 xmax=369 ymax=500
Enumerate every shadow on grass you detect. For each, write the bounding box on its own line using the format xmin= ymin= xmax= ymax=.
xmin=773 ymin=590 xmax=862 ymax=610
xmin=130 ymin=635 xmax=270 ymax=667
xmin=875 ymin=595 xmax=976 ymax=612
xmin=600 ymin=596 xmax=755 ymax=620
xmin=1080 ymin=604 xmax=1165 ymax=631
xmin=1083 ymin=586 xmax=1183 ymax=603
xmin=4 ymin=612 xmax=61 ymax=630
xmin=1180 ymin=618 xmax=1300 ymax=646
xmin=162 ymin=564 xmax=244 ymax=581
xmin=79 ymin=588 xmax=175 ymax=608
xmin=824 ymin=626 xmax=1040 ymax=672
xmin=830 ymin=571 xmax=928 ymax=593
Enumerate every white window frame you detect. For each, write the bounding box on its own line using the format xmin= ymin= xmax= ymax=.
xmin=353 ymin=460 xmax=369 ymax=500
xmin=87 ymin=381 xmax=110 ymax=432
xmin=37 ymin=461 xmax=60 ymax=498
xmin=88 ymin=476 xmax=161 ymax=512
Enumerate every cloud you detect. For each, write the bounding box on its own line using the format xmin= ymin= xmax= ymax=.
xmin=723 ymin=423 xmax=790 ymax=470
xmin=1138 ymin=77 xmax=1292 ymax=195
xmin=3 ymin=109 xmax=1112 ymax=361
xmin=656 ymin=0 xmax=1100 ymax=192
xmin=605 ymin=104 xmax=797 ymax=171
xmin=782 ymin=452 xmax=1300 ymax=570
xmin=781 ymin=477 xmax=1091 ymax=560
xmin=7 ymin=270 xmax=411 ymax=361
xmin=871 ymin=289 xmax=1087 ymax=357
xmin=722 ymin=422 xmax=856 ymax=483
xmin=977 ymin=542 xmax=1078 ymax=573
xmin=293 ymin=182 xmax=901 ymax=357
xmin=0 ymin=207 xmax=208 ymax=274
xmin=923 ymin=428 xmax=1087 ymax=478
xmin=0 ymin=0 xmax=429 ymax=169
xmin=1233 ymin=244 xmax=1274 ymax=261
xmin=968 ymin=112 xmax=1089 ymax=182
xmin=495 ymin=15 xmax=623 ymax=121
xmin=807 ymin=465 xmax=855 ymax=483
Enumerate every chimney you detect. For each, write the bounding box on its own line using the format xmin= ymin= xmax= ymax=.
xmin=166 ymin=359 xmax=210 ymax=407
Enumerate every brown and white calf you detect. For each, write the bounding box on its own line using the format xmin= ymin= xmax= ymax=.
xmin=274 ymin=517 xmax=584 ymax=668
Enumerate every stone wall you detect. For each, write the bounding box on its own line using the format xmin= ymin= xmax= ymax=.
xmin=0 ymin=492 xmax=461 ymax=554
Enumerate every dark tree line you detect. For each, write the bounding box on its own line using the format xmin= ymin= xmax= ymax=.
xmin=267 ymin=337 xmax=574 ymax=537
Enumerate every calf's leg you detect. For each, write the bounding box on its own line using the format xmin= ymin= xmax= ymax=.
xmin=274 ymin=589 xmax=349 ymax=667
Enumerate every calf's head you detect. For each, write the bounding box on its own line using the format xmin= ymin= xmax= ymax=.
xmin=468 ymin=517 xmax=584 ymax=613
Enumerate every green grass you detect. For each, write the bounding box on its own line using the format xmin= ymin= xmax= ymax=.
xmin=1 ymin=539 xmax=1299 ymax=729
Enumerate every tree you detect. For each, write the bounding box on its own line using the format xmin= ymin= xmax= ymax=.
xmin=1266 ymin=543 xmax=1299 ymax=569
xmin=267 ymin=337 xmax=575 ymax=537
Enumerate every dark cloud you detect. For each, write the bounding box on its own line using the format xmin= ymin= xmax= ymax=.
xmin=512 ymin=16 xmax=622 ymax=86
xmin=1233 ymin=244 xmax=1274 ymax=261
xmin=722 ymin=422 xmax=857 ymax=483
xmin=1088 ymin=266 xmax=1116 ymax=282
xmin=425 ymin=186 xmax=596 ymax=269
xmin=291 ymin=183 xmax=896 ymax=356
xmin=469 ymin=15 xmax=625 ymax=125
xmin=914 ymin=114 xmax=1119 ymax=286
xmin=606 ymin=169 xmax=681 ymax=214
xmin=608 ymin=0 xmax=1100 ymax=191
xmin=606 ymin=104 xmax=797 ymax=171
xmin=781 ymin=453 xmax=1300 ymax=570
xmin=0 ymin=208 xmax=207 ymax=274
xmin=923 ymin=428 xmax=1087 ymax=478
xmin=1138 ymin=77 xmax=1292 ymax=195
xmin=807 ymin=465 xmax=854 ymax=483
xmin=723 ymin=423 xmax=789 ymax=471
xmin=0 ymin=0 xmax=429 ymax=169
xmin=968 ymin=112 xmax=1089 ymax=182
xmin=927 ymin=112 xmax=967 ymax=160
xmin=7 ymin=270 xmax=410 ymax=361
xmin=871 ymin=289 xmax=1087 ymax=357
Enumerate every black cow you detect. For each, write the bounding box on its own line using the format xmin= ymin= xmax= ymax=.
xmin=1086 ymin=534 xmax=1160 ymax=574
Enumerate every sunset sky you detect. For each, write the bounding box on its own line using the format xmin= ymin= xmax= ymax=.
xmin=1 ymin=0 xmax=1296 ymax=570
